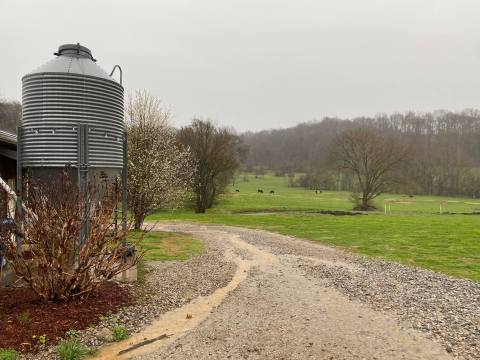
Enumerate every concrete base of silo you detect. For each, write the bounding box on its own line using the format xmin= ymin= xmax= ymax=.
xmin=113 ymin=263 xmax=138 ymax=283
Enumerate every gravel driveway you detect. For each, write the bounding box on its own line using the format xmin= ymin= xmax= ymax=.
xmin=126 ymin=222 xmax=479 ymax=360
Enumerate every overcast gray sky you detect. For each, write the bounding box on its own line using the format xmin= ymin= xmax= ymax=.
xmin=1 ymin=0 xmax=480 ymax=132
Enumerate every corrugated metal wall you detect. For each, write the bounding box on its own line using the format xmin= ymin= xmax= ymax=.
xmin=22 ymin=73 xmax=124 ymax=168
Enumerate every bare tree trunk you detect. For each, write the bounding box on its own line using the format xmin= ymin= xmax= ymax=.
xmin=195 ymin=192 xmax=207 ymax=213
xmin=361 ymin=194 xmax=369 ymax=209
xmin=207 ymin=185 xmax=216 ymax=209
xmin=134 ymin=214 xmax=145 ymax=230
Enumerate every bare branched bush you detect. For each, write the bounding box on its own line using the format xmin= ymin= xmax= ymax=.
xmin=0 ymin=168 xmax=137 ymax=302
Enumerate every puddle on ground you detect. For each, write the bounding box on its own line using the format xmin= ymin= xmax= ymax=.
xmin=93 ymin=233 xmax=277 ymax=360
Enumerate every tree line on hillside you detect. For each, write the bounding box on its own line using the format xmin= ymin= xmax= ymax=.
xmin=0 ymin=99 xmax=21 ymax=133
xmin=241 ymin=110 xmax=480 ymax=198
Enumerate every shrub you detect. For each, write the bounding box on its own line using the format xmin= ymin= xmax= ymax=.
xmin=31 ymin=334 xmax=47 ymax=345
xmin=0 ymin=168 xmax=139 ymax=302
xmin=99 ymin=314 xmax=112 ymax=323
xmin=112 ymin=325 xmax=128 ymax=341
xmin=17 ymin=311 xmax=30 ymax=325
xmin=55 ymin=340 xmax=90 ymax=360
xmin=65 ymin=329 xmax=80 ymax=339
xmin=0 ymin=349 xmax=19 ymax=360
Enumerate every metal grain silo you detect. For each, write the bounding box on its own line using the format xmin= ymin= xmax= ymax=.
xmin=20 ymin=43 xmax=124 ymax=181
xmin=17 ymin=43 xmax=127 ymax=243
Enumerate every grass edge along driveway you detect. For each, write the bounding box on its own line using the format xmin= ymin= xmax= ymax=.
xmin=149 ymin=211 xmax=480 ymax=281
xmin=129 ymin=230 xmax=203 ymax=262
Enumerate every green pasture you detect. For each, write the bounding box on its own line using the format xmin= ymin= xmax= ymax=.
xmin=129 ymin=230 xmax=203 ymax=261
xmin=226 ymin=174 xmax=480 ymax=215
xmin=148 ymin=174 xmax=480 ymax=281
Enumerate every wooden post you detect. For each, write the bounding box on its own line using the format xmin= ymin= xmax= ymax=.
xmin=15 ymin=126 xmax=23 ymax=254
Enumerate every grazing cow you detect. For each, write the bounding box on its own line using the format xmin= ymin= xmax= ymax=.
xmin=258 ymin=189 xmax=264 ymax=193
xmin=269 ymin=190 xmax=275 ymax=194
xmin=235 ymin=189 xmax=240 ymax=192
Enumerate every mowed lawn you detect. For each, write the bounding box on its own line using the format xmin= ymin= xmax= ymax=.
xmin=129 ymin=230 xmax=203 ymax=261
xmin=148 ymin=174 xmax=480 ymax=281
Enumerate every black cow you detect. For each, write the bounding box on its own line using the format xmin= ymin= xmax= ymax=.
xmin=258 ymin=189 xmax=264 ymax=193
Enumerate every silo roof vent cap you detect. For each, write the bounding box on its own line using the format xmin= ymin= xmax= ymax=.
xmin=54 ymin=43 xmax=96 ymax=62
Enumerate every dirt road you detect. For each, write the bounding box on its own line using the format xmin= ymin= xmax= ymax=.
xmin=115 ymin=222 xmax=479 ymax=360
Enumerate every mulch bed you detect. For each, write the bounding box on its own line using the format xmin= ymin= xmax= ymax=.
xmin=0 ymin=282 xmax=132 ymax=352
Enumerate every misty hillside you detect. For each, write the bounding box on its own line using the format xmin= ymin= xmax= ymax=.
xmin=0 ymin=100 xmax=21 ymax=133
xmin=241 ymin=118 xmax=351 ymax=172
xmin=241 ymin=110 xmax=480 ymax=197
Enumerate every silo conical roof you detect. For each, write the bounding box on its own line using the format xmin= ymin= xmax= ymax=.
xmin=24 ymin=43 xmax=116 ymax=82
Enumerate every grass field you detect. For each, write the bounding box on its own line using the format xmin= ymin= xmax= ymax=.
xmin=148 ymin=174 xmax=480 ymax=281
xmin=129 ymin=230 xmax=203 ymax=261
xmin=130 ymin=230 xmax=203 ymax=285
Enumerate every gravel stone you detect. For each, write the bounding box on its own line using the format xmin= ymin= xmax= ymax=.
xmin=20 ymin=228 xmax=236 ymax=359
xmin=20 ymin=222 xmax=479 ymax=359
xmin=135 ymin=223 xmax=478 ymax=360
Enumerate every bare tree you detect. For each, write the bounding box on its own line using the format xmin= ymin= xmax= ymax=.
xmin=329 ymin=127 xmax=412 ymax=210
xmin=178 ymin=119 xmax=240 ymax=213
xmin=127 ymin=90 xmax=192 ymax=229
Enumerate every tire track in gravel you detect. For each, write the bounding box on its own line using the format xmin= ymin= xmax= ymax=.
xmin=95 ymin=229 xmax=277 ymax=359
xmin=110 ymin=222 xmax=462 ymax=360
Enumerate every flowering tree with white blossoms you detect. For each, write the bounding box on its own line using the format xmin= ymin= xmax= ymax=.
xmin=127 ymin=90 xmax=192 ymax=229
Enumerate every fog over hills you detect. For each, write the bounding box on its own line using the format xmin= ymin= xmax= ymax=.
xmin=241 ymin=109 xmax=480 ymax=197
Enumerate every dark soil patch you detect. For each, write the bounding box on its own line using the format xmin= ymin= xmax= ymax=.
xmin=307 ymin=210 xmax=366 ymax=216
xmin=353 ymin=204 xmax=377 ymax=211
xmin=239 ymin=209 xmax=366 ymax=216
xmin=439 ymin=211 xmax=480 ymax=215
xmin=0 ymin=282 xmax=132 ymax=352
